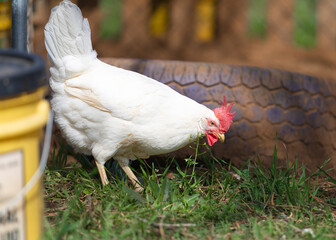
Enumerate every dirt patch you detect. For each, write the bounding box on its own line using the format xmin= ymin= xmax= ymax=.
xmin=33 ymin=1 xmax=336 ymax=81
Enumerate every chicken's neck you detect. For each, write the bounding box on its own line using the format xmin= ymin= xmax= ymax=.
xmin=194 ymin=119 xmax=207 ymax=140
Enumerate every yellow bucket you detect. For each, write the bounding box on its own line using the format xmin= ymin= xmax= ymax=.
xmin=0 ymin=50 xmax=51 ymax=240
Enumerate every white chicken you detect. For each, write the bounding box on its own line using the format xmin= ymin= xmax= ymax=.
xmin=44 ymin=0 xmax=234 ymax=191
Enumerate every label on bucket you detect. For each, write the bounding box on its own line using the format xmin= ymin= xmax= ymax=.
xmin=0 ymin=151 xmax=25 ymax=240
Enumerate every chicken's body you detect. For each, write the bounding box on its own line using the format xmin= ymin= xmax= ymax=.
xmin=45 ymin=0 xmax=234 ymax=190
xmin=52 ymin=59 xmax=214 ymax=162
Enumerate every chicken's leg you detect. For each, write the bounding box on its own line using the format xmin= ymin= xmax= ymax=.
xmin=95 ymin=160 xmax=109 ymax=186
xmin=115 ymin=159 xmax=143 ymax=192
xmin=121 ymin=165 xmax=143 ymax=192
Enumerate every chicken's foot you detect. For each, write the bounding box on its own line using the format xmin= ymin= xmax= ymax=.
xmin=95 ymin=160 xmax=109 ymax=186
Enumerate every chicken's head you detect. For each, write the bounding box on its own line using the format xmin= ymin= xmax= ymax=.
xmin=204 ymin=97 xmax=235 ymax=146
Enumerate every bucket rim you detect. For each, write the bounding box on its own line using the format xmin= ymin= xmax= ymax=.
xmin=0 ymin=49 xmax=47 ymax=99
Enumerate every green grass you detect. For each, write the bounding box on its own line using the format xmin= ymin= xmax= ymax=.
xmin=99 ymin=0 xmax=122 ymax=39
xmin=44 ymin=138 xmax=336 ymax=239
xmin=294 ymin=0 xmax=316 ymax=48
xmin=247 ymin=0 xmax=316 ymax=48
xmin=248 ymin=0 xmax=267 ymax=38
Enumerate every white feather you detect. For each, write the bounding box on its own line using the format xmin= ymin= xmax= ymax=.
xmin=44 ymin=0 xmax=97 ymax=81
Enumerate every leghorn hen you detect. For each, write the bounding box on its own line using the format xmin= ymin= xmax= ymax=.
xmin=44 ymin=0 xmax=235 ymax=191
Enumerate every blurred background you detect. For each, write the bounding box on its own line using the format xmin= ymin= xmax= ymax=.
xmin=1 ymin=0 xmax=335 ymax=79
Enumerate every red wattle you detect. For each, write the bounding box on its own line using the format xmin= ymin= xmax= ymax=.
xmin=206 ymin=132 xmax=218 ymax=146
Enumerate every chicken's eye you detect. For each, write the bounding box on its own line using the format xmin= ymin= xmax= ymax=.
xmin=210 ymin=121 xmax=215 ymax=126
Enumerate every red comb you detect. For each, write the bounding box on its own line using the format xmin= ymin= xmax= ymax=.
xmin=219 ymin=97 xmax=226 ymax=106
xmin=220 ymin=96 xmax=234 ymax=112
xmin=213 ymin=96 xmax=235 ymax=132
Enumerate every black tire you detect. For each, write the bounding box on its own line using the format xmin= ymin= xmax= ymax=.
xmin=103 ymin=58 xmax=336 ymax=172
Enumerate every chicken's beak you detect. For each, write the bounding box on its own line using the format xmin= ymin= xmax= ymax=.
xmin=215 ymin=132 xmax=225 ymax=143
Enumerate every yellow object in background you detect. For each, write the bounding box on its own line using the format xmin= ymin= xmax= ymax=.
xmin=150 ymin=0 xmax=169 ymax=37
xmin=0 ymin=0 xmax=11 ymax=48
xmin=195 ymin=0 xmax=216 ymax=42
xmin=0 ymin=50 xmax=49 ymax=240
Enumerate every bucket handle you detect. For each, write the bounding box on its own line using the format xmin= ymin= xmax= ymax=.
xmin=0 ymin=110 xmax=54 ymax=217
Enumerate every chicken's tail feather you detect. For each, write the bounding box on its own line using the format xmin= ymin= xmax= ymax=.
xmin=44 ymin=0 xmax=97 ymax=81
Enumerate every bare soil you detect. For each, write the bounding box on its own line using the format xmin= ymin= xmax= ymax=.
xmin=33 ymin=1 xmax=336 ymax=81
